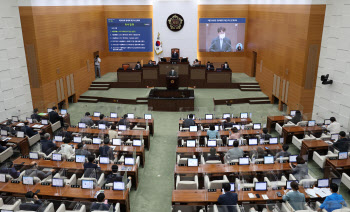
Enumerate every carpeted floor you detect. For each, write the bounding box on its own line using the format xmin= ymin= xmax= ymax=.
xmin=66 ymin=73 xmax=350 ymax=212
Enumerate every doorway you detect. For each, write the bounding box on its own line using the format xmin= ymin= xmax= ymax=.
xmin=252 ymin=51 xmax=257 ymax=77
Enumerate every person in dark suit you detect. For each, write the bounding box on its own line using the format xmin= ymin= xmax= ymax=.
xmin=31 ymin=108 xmax=41 ymax=122
xmin=206 ymin=61 xmax=214 ymax=70
xmin=99 ymin=138 xmax=114 ymax=160
xmin=0 ymin=145 xmax=7 ymax=153
xmin=332 ymin=131 xmax=349 ymax=152
xmin=19 ymin=191 xmax=43 ymax=211
xmin=171 ymin=50 xmax=179 ymax=60
xmin=183 ymin=114 xmax=196 ymax=128
xmin=275 ymin=145 xmax=292 ymax=159
xmin=291 ymin=110 xmax=302 ymax=124
xmin=144 ymin=60 xmax=154 ymax=67
xmin=223 ymin=62 xmax=230 ymax=69
xmin=75 ymin=143 xmax=92 ymax=157
xmin=58 ymin=126 xmax=72 ymax=141
xmin=0 ymin=162 xmax=21 ymax=179
xmin=134 ymin=61 xmax=141 ymax=70
xmin=209 ymin=27 xmax=232 ymax=52
xmin=83 ymin=155 xmax=99 ymax=177
xmin=40 ymin=133 xmax=57 ymax=156
xmin=217 ymin=183 xmax=238 ymax=210
xmin=91 ymin=193 xmax=111 ymax=211
xmin=106 ymin=165 xmax=123 ymax=184
xmin=168 ymin=68 xmax=178 ymax=77
xmin=48 ymin=106 xmax=63 ymax=126
xmin=21 ymin=121 xmax=39 ymax=137
xmin=207 ymin=147 xmax=221 ymax=161
xmin=193 ymin=59 xmax=200 ymax=66
xmin=80 ymin=112 xmax=94 ymax=126
xmin=223 ymin=117 xmax=234 ymax=129
xmin=118 ymin=114 xmax=129 ymax=129
xmin=98 ymin=114 xmax=109 ymax=127
xmin=260 ymin=128 xmax=272 ymax=140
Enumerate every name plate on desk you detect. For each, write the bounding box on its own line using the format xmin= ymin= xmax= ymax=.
xmin=208 ymin=189 xmax=217 ymax=192
xmin=71 ymin=185 xmax=80 ymax=188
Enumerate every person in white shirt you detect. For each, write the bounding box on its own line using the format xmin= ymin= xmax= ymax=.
xmin=94 ymin=55 xmax=101 ymax=78
xmin=327 ymin=117 xmax=341 ymax=134
xmin=58 ymin=138 xmax=75 ymax=159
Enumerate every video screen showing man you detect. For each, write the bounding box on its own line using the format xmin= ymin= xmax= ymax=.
xmin=199 ymin=18 xmax=246 ymax=52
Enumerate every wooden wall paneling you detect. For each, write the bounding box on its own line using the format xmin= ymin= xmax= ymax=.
xmin=276 ymin=76 xmax=280 ymax=98
xmin=56 ymin=79 xmax=61 ymax=102
xmin=282 ymin=79 xmax=286 ymax=102
xmin=66 ymin=75 xmax=71 ymax=96
xmin=285 ymin=81 xmax=289 ymax=103
xmin=60 ymin=78 xmax=65 ymax=100
xmin=273 ymin=74 xmax=277 ymax=96
xmin=70 ymin=74 xmax=75 ymax=94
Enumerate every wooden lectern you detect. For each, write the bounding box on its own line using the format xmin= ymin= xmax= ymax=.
xmin=166 ymin=75 xmax=179 ymax=90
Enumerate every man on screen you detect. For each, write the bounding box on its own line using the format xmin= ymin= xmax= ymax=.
xmin=209 ymin=27 xmax=232 ymax=52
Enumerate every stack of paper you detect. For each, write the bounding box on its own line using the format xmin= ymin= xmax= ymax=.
xmin=262 ymin=194 xmax=269 ymax=200
xmin=17 ymin=123 xmax=24 ymax=126
xmin=285 ymin=116 xmax=292 ymax=119
xmin=306 ymin=188 xmax=317 ymax=197
xmin=32 ymin=124 xmax=44 ymax=128
xmin=248 ymin=193 xmax=255 ymax=198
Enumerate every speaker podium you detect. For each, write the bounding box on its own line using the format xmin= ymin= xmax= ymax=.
xmin=166 ymin=76 xmax=179 ymax=90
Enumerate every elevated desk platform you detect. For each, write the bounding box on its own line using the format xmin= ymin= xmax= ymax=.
xmin=148 ymin=89 xmax=194 ymax=111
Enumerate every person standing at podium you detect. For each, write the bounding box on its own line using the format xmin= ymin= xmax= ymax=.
xmin=168 ymin=68 xmax=178 ymax=77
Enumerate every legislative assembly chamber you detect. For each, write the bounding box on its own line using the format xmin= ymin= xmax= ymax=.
xmin=0 ymin=0 xmax=349 ymax=212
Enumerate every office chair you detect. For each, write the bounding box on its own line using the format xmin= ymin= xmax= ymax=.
xmin=175 ymin=174 xmax=198 ymax=190
xmin=204 ymin=175 xmax=229 ymax=189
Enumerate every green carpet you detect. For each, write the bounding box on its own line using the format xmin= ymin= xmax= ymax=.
xmin=66 ymin=73 xmax=350 ymax=212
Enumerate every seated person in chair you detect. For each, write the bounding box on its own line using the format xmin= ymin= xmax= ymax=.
xmin=98 ymin=114 xmax=110 ymax=127
xmin=83 ymin=155 xmax=100 ymax=177
xmin=171 ymin=50 xmax=179 ymax=60
xmin=223 ymin=61 xmax=230 ymax=69
xmin=283 ymin=181 xmax=306 ymax=211
xmin=226 ymin=140 xmax=244 ymax=160
xmin=31 ymin=108 xmax=42 ymax=122
xmin=58 ymin=138 xmax=74 ymax=157
xmin=0 ymin=162 xmax=21 ymax=179
xmin=290 ymin=110 xmax=302 ymax=125
xmin=91 ymin=193 xmax=111 ymax=211
xmin=19 ymin=191 xmax=43 ymax=211
xmin=40 ymin=133 xmax=57 ymax=156
xmin=206 ymin=61 xmax=214 ymax=70
xmin=182 ymin=114 xmax=196 ymax=128
xmin=318 ymin=183 xmax=346 ymax=212
xmin=25 ymin=162 xmax=54 ymax=180
xmin=75 ymin=143 xmax=92 ymax=157
xmin=134 ymin=61 xmax=141 ymax=70
xmin=193 ymin=59 xmax=200 ymax=66
xmin=99 ymin=137 xmax=114 ymax=160
xmin=48 ymin=106 xmax=63 ymax=127
xmin=21 ymin=121 xmax=40 ymax=137
xmin=144 ymin=60 xmax=154 ymax=66
xmin=223 ymin=117 xmax=234 ymax=129
xmin=207 ymin=147 xmax=221 ymax=161
xmin=217 ymin=183 xmax=238 ymax=207
xmin=58 ymin=126 xmax=73 ymax=141
xmin=207 ymin=125 xmax=219 ymax=140
xmin=80 ymin=112 xmax=94 ymax=127
xmin=0 ymin=144 xmax=7 ymax=153
xmin=260 ymin=128 xmax=272 ymax=140
xmin=118 ymin=114 xmax=130 ymax=129
xmin=290 ymin=155 xmax=308 ymax=181
xmin=105 ymin=165 xmax=130 ymax=184
xmin=275 ymin=145 xmax=291 ymax=159
xmin=228 ymin=127 xmax=240 ymax=140
xmin=332 ymin=131 xmax=349 ymax=152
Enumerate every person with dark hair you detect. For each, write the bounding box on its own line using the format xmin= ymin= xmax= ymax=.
xmin=19 ymin=191 xmax=43 ymax=211
xmin=94 ymin=55 xmax=101 ymax=78
xmin=275 ymin=145 xmax=291 ymax=159
xmin=0 ymin=144 xmax=7 ymax=153
xmin=147 ymin=60 xmax=154 ymax=66
xmin=183 ymin=114 xmax=196 ymax=128
xmin=80 ymin=112 xmax=94 ymax=126
xmin=98 ymin=114 xmax=109 ymax=126
xmin=250 ymin=146 xmax=266 ymax=159
xmin=91 ymin=193 xmax=111 ymax=211
xmin=223 ymin=61 xmax=230 ymax=69
xmin=283 ymin=181 xmax=305 ymax=210
xmin=332 ymin=131 xmax=349 ymax=152
xmin=134 ymin=61 xmax=141 ymax=70
xmin=226 ymin=140 xmax=244 ymax=160
xmin=83 ymin=155 xmax=99 ymax=177
xmin=21 ymin=121 xmax=39 ymax=137
xmin=206 ymin=61 xmax=214 ymax=70
xmin=171 ymin=49 xmax=179 ymax=60
xmin=40 ymin=133 xmax=57 ymax=156
xmin=31 ymin=108 xmax=41 ymax=122
xmin=209 ymin=26 xmax=232 ymax=52
xmin=0 ymin=162 xmax=21 ymax=179
xmin=207 ymin=125 xmax=219 ymax=140
xmin=229 ymin=127 xmax=240 ymax=140
xmin=48 ymin=106 xmax=61 ymax=124
xmin=59 ymin=126 xmax=72 ymax=140
xmin=327 ymin=117 xmax=341 ymax=134
xmin=217 ymin=182 xmax=237 ymax=206
xmin=261 ymin=128 xmax=271 ymax=140
xmin=318 ymin=183 xmax=347 ymax=212
xmin=223 ymin=117 xmax=233 ymax=129
xmin=75 ymin=143 xmax=91 ymax=156
xmin=118 ymin=114 xmax=130 ymax=128
xmin=290 ymin=155 xmax=308 ymax=180
xmin=207 ymin=147 xmax=221 ymax=161
xmin=108 ymin=125 xmax=118 ymax=140
xmin=58 ymin=137 xmax=74 ymax=157
xmin=106 ymin=165 xmax=123 ymax=184
xmin=99 ymin=137 xmax=114 ymax=160
xmin=291 ymin=110 xmax=302 ymax=124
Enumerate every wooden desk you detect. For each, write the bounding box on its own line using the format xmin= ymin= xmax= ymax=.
xmin=90 ymin=117 xmax=154 ymax=135
xmin=117 ymin=69 xmax=142 ymax=83
xmin=282 ymin=126 xmax=323 ymax=144
xmin=0 ymin=183 xmax=130 ymax=212
xmin=40 ymin=113 xmax=71 ymax=126
xmin=1 ymin=121 xmax=53 ymax=137
xmin=266 ymin=116 xmax=288 ymax=133
xmin=13 ymin=157 xmax=139 ymax=189
xmin=206 ymin=69 xmax=232 ymax=84
xmin=178 ymin=129 xmax=263 ymax=138
xmin=300 ymin=140 xmax=329 ymax=158
xmin=178 ymin=118 xmax=252 ymax=129
xmin=172 ymin=187 xmax=309 ymax=205
xmin=66 ymin=127 xmax=150 ymax=150
xmin=2 ymin=136 xmax=29 ymax=155
xmin=324 ymin=158 xmax=350 ymax=178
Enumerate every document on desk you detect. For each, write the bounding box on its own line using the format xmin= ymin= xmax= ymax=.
xmin=306 ymin=188 xmax=317 ymax=197
xmin=110 ymin=145 xmax=116 ymax=150
xmin=285 ymin=116 xmax=292 ymax=119
xmin=313 ymin=187 xmax=332 ymax=198
xmin=248 ymin=193 xmax=255 ymax=198
xmin=32 ymin=124 xmax=44 ymax=128
xmin=262 ymin=194 xmax=269 ymax=200
xmin=17 ymin=123 xmax=24 ymax=127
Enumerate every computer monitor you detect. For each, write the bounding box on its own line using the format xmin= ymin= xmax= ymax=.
xmin=27 ymin=118 xmax=33 ymax=124
xmin=186 ymin=140 xmax=196 ymax=147
xmin=52 ymin=153 xmax=62 ymax=161
xmin=187 ymin=115 xmax=195 ymax=120
xmin=81 ymin=180 xmax=94 ymax=189
xmin=11 ymin=116 xmax=19 ymax=122
xmin=308 ymin=120 xmax=316 ymax=127
xmin=189 ymin=126 xmax=198 ymax=132
xmin=47 ymin=108 xmax=53 ymax=113
xmin=317 ymin=179 xmax=329 ymax=188
xmin=112 ymin=138 xmax=122 ymax=146
xmin=264 ymin=156 xmax=274 ymax=164
xmin=52 ymin=178 xmax=64 ymax=187
xmin=22 ymin=176 xmax=34 ymax=185
xmin=125 ymin=157 xmax=135 ymax=165
xmin=239 ymin=157 xmax=250 ymax=165
xmin=93 ymin=138 xmax=101 ymax=144
xmin=290 ymin=110 xmax=297 ymax=116
xmin=29 ymin=152 xmax=39 ymax=160
xmin=232 ymin=125 xmax=241 ymax=130
xmin=1 ymin=210 xmax=14 ymax=212
xmin=16 ymin=131 xmax=24 ymax=138
xmin=230 ymin=183 xmax=235 ymax=192
xmin=93 ymin=112 xmax=100 ymax=117
xmin=240 ymin=113 xmax=248 ymax=119
xmin=289 ymin=155 xmax=298 ymax=163
xmin=286 ymin=180 xmax=299 ymax=190
xmin=119 ymin=125 xmax=127 ymax=131
xmin=113 ymin=181 xmax=125 ymax=190
xmin=248 ymin=138 xmax=258 ymax=146
xmin=0 ymin=174 xmax=6 ymax=183
xmin=205 ymin=114 xmax=213 ymax=120
xmin=98 ymin=124 xmax=106 ymax=130
xmin=227 ymin=139 xmax=236 ymax=146
xmin=207 ymin=140 xmax=217 ymax=147
xmin=78 ymin=122 xmax=86 ymax=129
xmin=110 ymin=113 xmax=117 ymax=118
xmin=99 ymin=157 xmax=109 ymax=164
xmin=75 ymin=155 xmax=86 ymax=163
xmin=254 ymin=182 xmax=267 ymax=191
xmin=54 ymin=136 xmax=63 ymax=142
xmin=41 ymin=119 xmax=48 ymax=125
xmin=331 ymin=133 xmax=339 ymax=141
xmin=338 ymin=152 xmax=348 ymax=160
xmin=127 ymin=113 xmax=135 ymax=119
xmin=223 ymin=113 xmax=231 ymax=119
xmin=74 ymin=137 xmax=82 ymax=143
xmin=214 ymin=125 xmax=220 ymax=131
xmin=324 ymin=119 xmax=331 ymax=125
xmin=144 ymin=114 xmax=152 ymax=120
xmin=60 ymin=109 xmax=67 ymax=115
xmin=133 ymin=140 xmax=142 ymax=146
xmin=0 ymin=130 xmax=6 ymax=136
xmin=187 ymin=158 xmax=198 ymax=167
xmin=253 ymin=123 xmax=261 ymax=130
xmin=269 ymin=137 xmax=278 ymax=144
